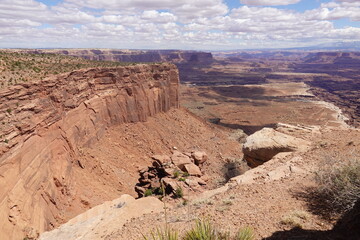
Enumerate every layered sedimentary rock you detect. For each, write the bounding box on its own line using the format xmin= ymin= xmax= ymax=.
xmin=0 ymin=63 xmax=179 ymax=239
xmin=22 ymin=49 xmax=214 ymax=64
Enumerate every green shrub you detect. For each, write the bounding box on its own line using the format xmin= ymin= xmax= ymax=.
xmin=183 ymin=220 xmax=218 ymax=240
xmin=182 ymin=172 xmax=190 ymax=177
xmin=144 ymin=220 xmax=254 ymax=240
xmin=143 ymin=228 xmax=179 ymax=240
xmin=174 ymin=187 xmax=184 ymax=198
xmin=235 ymin=227 xmax=254 ymax=240
xmin=144 ymin=189 xmax=153 ymax=197
xmin=173 ymin=170 xmax=181 ymax=178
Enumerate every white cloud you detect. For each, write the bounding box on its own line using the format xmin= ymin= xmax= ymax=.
xmin=0 ymin=0 xmax=359 ymax=50
xmin=240 ymin=0 xmax=301 ymax=6
xmin=63 ymin=0 xmax=228 ymax=20
xmin=305 ymin=1 xmax=360 ymax=21
xmin=141 ymin=10 xmax=178 ymax=23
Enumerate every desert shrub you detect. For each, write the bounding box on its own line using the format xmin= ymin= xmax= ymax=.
xmin=173 ymin=170 xmax=181 ymax=178
xmin=183 ymin=220 xmax=218 ymax=240
xmin=312 ymin=156 xmax=360 ymax=216
xmin=174 ymin=187 xmax=184 ymax=198
xmin=144 ymin=219 xmax=254 ymax=240
xmin=144 ymin=189 xmax=153 ymax=197
xmin=235 ymin=227 xmax=254 ymax=240
xmin=143 ymin=227 xmax=179 ymax=240
xmin=279 ymin=210 xmax=310 ymax=229
xmin=183 ymin=220 xmax=254 ymax=240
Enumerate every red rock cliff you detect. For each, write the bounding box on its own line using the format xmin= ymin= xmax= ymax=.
xmin=0 ymin=63 xmax=179 ymax=239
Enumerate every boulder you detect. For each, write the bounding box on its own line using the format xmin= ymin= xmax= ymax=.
xmin=135 ymin=186 xmax=146 ymax=196
xmin=191 ymin=151 xmax=208 ymax=165
xmin=162 ymin=177 xmax=180 ymax=193
xmin=243 ymin=128 xmax=310 ymax=167
xmin=151 ymin=155 xmax=171 ymax=166
xmin=171 ymin=151 xmax=192 ymax=170
xmin=183 ymin=163 xmax=202 ymax=176
xmin=185 ymin=176 xmax=207 ymax=188
xmin=162 ymin=167 xmax=177 ymax=176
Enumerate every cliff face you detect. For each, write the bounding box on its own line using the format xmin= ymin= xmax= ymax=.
xmin=0 ymin=63 xmax=179 ymax=239
xmin=24 ymin=49 xmax=214 ymax=64
xmin=304 ymin=52 xmax=360 ymax=64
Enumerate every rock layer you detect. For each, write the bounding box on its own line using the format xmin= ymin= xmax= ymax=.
xmin=21 ymin=49 xmax=214 ymax=64
xmin=39 ymin=194 xmax=164 ymax=240
xmin=243 ymin=128 xmax=310 ymax=167
xmin=0 ymin=63 xmax=179 ymax=239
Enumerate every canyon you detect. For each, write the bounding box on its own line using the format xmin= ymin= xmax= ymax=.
xmin=20 ymin=49 xmax=214 ymax=64
xmin=0 ymin=63 xmax=181 ymax=239
xmin=0 ymin=49 xmax=359 ymax=240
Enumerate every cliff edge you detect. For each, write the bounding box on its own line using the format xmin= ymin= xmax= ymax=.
xmin=0 ymin=63 xmax=179 ymax=239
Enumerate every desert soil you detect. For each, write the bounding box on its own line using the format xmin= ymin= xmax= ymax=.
xmin=104 ymin=128 xmax=360 ymax=240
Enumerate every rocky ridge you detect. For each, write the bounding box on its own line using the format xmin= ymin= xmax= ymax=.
xmin=0 ymin=63 xmax=179 ymax=239
xmin=20 ymin=49 xmax=214 ymax=64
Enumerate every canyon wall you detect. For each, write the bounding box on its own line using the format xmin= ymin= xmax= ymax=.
xmin=24 ymin=49 xmax=214 ymax=64
xmin=0 ymin=63 xmax=179 ymax=239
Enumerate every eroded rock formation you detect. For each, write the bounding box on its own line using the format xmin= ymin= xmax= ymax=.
xmin=135 ymin=150 xmax=208 ymax=198
xmin=0 ymin=63 xmax=179 ymax=239
xmin=243 ymin=128 xmax=310 ymax=167
xmin=21 ymin=49 xmax=214 ymax=64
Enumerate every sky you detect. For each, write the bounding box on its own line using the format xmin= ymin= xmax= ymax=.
xmin=1 ymin=0 xmax=360 ymax=50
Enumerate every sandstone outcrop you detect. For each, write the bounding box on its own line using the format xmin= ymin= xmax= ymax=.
xmin=39 ymin=194 xmax=164 ymax=240
xmin=0 ymin=63 xmax=179 ymax=239
xmin=243 ymin=128 xmax=310 ymax=167
xmin=135 ymin=150 xmax=208 ymax=198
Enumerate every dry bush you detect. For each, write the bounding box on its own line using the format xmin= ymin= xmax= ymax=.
xmin=310 ymin=153 xmax=360 ymax=217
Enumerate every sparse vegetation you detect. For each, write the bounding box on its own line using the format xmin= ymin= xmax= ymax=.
xmin=143 ymin=227 xmax=179 ymax=240
xmin=173 ymin=170 xmax=181 ymax=178
xmin=235 ymin=227 xmax=254 ymax=240
xmin=174 ymin=187 xmax=184 ymax=199
xmin=183 ymin=220 xmax=218 ymax=240
xmin=144 ymin=189 xmax=153 ymax=197
xmin=0 ymin=50 xmax=140 ymax=88
xmin=280 ymin=210 xmax=310 ymax=229
xmin=143 ymin=220 xmax=254 ymax=240
xmin=311 ymin=155 xmax=360 ymax=217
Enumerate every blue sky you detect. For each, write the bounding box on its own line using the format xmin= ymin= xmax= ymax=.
xmin=1 ymin=0 xmax=360 ymax=50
